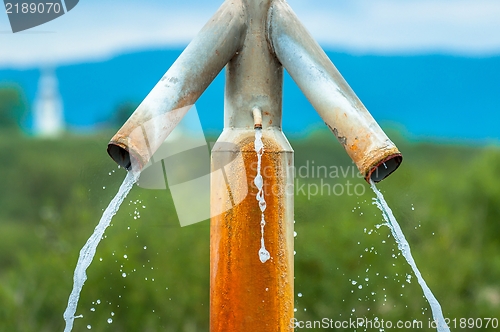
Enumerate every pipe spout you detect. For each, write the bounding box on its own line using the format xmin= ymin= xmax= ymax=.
xmin=107 ymin=0 xmax=246 ymax=171
xmin=268 ymin=0 xmax=402 ymax=182
xmin=252 ymin=107 xmax=263 ymax=129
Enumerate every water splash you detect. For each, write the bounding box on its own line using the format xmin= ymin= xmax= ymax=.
xmin=370 ymin=180 xmax=450 ymax=332
xmin=63 ymin=171 xmax=138 ymax=332
xmin=254 ymin=128 xmax=270 ymax=263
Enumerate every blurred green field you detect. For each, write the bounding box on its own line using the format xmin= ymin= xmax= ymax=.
xmin=0 ymin=129 xmax=499 ymax=331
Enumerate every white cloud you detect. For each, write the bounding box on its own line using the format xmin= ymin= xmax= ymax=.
xmin=0 ymin=1 xmax=219 ymax=68
xmin=1 ymin=0 xmax=500 ymax=68
xmin=289 ymin=0 xmax=500 ymax=55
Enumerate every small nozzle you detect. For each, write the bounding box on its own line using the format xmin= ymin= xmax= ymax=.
xmin=252 ymin=107 xmax=263 ymax=129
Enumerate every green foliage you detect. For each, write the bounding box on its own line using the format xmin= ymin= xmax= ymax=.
xmin=0 ymin=131 xmax=499 ymax=331
xmin=0 ymin=86 xmax=27 ymax=131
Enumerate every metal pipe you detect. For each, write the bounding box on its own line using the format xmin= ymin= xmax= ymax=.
xmin=267 ymin=0 xmax=402 ymax=182
xmin=211 ymin=130 xmax=294 ymax=332
xmin=106 ymin=0 xmax=404 ymax=331
xmin=210 ymin=0 xmax=294 ymax=331
xmin=107 ymin=0 xmax=247 ymax=171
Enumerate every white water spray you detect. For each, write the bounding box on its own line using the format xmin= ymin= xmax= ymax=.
xmin=63 ymin=171 xmax=138 ymax=332
xmin=254 ymin=128 xmax=270 ymax=263
xmin=370 ymin=180 xmax=450 ymax=332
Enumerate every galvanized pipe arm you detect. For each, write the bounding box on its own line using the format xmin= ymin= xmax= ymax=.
xmin=267 ymin=0 xmax=402 ymax=182
xmin=107 ymin=0 xmax=247 ymax=172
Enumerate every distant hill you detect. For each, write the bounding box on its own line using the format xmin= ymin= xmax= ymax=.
xmin=0 ymin=49 xmax=499 ymax=142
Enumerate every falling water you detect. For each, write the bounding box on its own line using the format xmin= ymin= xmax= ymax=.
xmin=254 ymin=128 xmax=270 ymax=263
xmin=370 ymin=180 xmax=450 ymax=332
xmin=63 ymin=171 xmax=138 ymax=332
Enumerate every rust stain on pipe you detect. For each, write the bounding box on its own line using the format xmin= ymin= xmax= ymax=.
xmin=210 ymin=133 xmax=294 ymax=332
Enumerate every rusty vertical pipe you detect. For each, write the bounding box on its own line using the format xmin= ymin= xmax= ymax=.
xmin=268 ymin=0 xmax=402 ymax=182
xmin=210 ymin=0 xmax=294 ymax=331
xmin=211 ymin=132 xmax=294 ymax=331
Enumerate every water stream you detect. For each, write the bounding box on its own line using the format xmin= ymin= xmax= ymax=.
xmin=62 ymin=138 xmax=447 ymax=330
xmin=370 ymin=180 xmax=450 ymax=332
xmin=254 ymin=128 xmax=270 ymax=263
xmin=63 ymin=171 xmax=138 ymax=332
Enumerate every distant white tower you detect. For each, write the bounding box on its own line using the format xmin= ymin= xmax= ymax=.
xmin=34 ymin=68 xmax=64 ymax=137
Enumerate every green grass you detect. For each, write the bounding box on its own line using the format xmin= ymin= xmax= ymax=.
xmin=0 ymin=130 xmax=499 ymax=331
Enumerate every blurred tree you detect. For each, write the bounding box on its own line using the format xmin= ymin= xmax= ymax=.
xmin=113 ymin=101 xmax=138 ymax=128
xmin=0 ymin=85 xmax=27 ymax=131
xmin=1 ymin=131 xmax=499 ymax=330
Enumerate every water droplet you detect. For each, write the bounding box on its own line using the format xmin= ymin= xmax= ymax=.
xmin=90 ymin=308 xmax=95 ymax=312
xmin=107 ymin=318 xmax=113 ymax=324
xmin=123 ymin=254 xmax=127 ymax=259
xmin=254 ymin=174 xmax=263 ymax=188
xmin=111 ymin=312 xmax=115 ymax=316
xmin=96 ymin=299 xmax=101 ymax=304
xmin=358 ymin=285 xmax=363 ymax=289
xmin=144 ymin=246 xmax=147 ymax=250
xmin=293 ymin=231 xmax=297 ymax=237
xmin=102 ymin=186 xmax=106 ymax=190
xmin=87 ymin=325 xmax=92 ymax=329
xmin=122 ymin=273 xmax=126 ymax=278
xmin=351 ymin=280 xmax=357 ymax=285
xmin=259 ymin=248 xmax=270 ymax=263
xmin=298 ymin=293 xmax=303 ymax=297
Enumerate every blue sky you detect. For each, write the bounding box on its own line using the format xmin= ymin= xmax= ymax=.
xmin=1 ymin=0 xmax=500 ymax=68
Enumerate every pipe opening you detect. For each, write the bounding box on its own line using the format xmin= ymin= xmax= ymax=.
xmin=252 ymin=107 xmax=263 ymax=129
xmin=107 ymin=144 xmax=132 ymax=170
xmin=366 ymin=154 xmax=403 ymax=183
